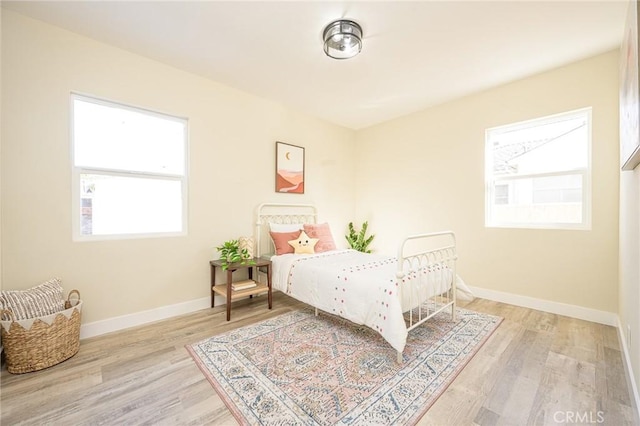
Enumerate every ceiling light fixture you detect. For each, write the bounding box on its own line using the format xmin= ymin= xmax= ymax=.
xmin=323 ymin=19 xmax=363 ymax=60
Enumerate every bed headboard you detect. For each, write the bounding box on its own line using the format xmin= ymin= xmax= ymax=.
xmin=255 ymin=203 xmax=318 ymax=258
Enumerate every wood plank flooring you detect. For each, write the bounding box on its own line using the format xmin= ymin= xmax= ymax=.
xmin=1 ymin=293 xmax=637 ymax=425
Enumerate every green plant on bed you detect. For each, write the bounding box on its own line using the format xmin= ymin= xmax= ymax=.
xmin=216 ymin=239 xmax=255 ymax=270
xmin=345 ymin=221 xmax=375 ymax=253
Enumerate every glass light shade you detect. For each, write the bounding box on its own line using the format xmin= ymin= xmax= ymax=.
xmin=323 ymin=20 xmax=363 ymax=60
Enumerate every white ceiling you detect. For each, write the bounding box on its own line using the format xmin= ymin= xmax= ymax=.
xmin=2 ymin=1 xmax=629 ymax=130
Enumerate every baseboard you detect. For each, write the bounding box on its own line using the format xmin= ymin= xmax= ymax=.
xmin=82 ymin=287 xmax=618 ymax=339
xmin=617 ymin=317 xmax=640 ymax=423
xmin=467 ymin=285 xmax=618 ymax=326
xmin=79 ymin=296 xmax=210 ymax=339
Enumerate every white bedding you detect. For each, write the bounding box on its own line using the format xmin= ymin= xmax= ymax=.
xmin=270 ymin=249 xmax=455 ymax=353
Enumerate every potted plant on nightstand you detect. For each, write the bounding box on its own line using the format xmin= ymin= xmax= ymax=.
xmin=216 ymin=239 xmax=256 ymax=270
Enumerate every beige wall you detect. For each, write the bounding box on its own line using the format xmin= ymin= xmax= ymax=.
xmin=0 ymin=10 xmax=356 ymax=323
xmin=355 ymin=51 xmax=620 ymax=314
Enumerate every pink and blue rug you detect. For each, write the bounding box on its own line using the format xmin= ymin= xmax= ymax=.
xmin=187 ymin=307 xmax=502 ymax=425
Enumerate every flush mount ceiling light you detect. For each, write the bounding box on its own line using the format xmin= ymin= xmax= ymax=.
xmin=323 ymin=19 xmax=363 ymax=60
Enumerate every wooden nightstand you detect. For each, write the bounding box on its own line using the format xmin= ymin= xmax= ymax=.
xmin=210 ymin=258 xmax=272 ymax=321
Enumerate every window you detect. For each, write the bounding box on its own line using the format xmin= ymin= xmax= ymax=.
xmin=485 ymin=108 xmax=591 ymax=229
xmin=72 ymin=94 xmax=188 ymax=240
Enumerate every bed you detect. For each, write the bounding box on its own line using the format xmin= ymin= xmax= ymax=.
xmin=255 ymin=203 xmax=458 ymax=362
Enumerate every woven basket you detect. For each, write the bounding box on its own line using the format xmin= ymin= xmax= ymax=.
xmin=1 ymin=290 xmax=82 ymax=374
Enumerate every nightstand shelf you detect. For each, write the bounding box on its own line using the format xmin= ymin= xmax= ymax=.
xmin=209 ymin=258 xmax=272 ymax=321
xmin=212 ymin=280 xmax=269 ymax=300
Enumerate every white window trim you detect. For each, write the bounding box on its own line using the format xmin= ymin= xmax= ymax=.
xmin=70 ymin=93 xmax=189 ymax=241
xmin=485 ymin=107 xmax=592 ymax=231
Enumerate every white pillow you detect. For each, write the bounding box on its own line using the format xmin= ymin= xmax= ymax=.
xmin=0 ymin=278 xmax=65 ymax=320
xmin=269 ymin=222 xmax=304 ymax=232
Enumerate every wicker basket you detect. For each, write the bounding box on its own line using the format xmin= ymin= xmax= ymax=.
xmin=1 ymin=290 xmax=82 ymax=374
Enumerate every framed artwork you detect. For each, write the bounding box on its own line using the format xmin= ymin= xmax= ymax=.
xmin=620 ymin=0 xmax=640 ymax=171
xmin=275 ymin=142 xmax=305 ymax=194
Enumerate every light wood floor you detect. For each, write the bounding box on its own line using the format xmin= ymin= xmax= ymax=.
xmin=1 ymin=293 xmax=638 ymax=425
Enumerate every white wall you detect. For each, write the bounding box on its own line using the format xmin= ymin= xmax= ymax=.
xmin=0 ymin=10 xmax=356 ymax=324
xmin=355 ymin=51 xmax=620 ymax=315
xmin=620 ymin=168 xmax=640 ymax=406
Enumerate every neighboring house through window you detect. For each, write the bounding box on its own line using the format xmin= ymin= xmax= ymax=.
xmin=485 ymin=108 xmax=591 ymax=229
xmin=71 ymin=94 xmax=188 ymax=240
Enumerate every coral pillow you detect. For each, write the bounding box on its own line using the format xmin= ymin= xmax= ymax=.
xmin=303 ymin=223 xmax=337 ymax=253
xmin=288 ymin=231 xmax=318 ymax=255
xmin=270 ymin=230 xmax=302 ymax=255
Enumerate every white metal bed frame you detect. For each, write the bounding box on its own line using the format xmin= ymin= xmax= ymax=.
xmin=255 ymin=203 xmax=457 ymax=362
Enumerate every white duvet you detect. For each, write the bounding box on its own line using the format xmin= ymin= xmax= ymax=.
xmin=270 ymin=249 xmax=456 ymax=353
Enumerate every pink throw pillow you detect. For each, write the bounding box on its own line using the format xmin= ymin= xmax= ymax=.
xmin=270 ymin=230 xmax=302 ymax=255
xmin=303 ymin=223 xmax=337 ymax=253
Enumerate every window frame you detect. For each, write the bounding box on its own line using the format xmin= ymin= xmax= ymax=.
xmin=485 ymin=107 xmax=592 ymax=230
xmin=70 ymin=93 xmax=189 ymax=241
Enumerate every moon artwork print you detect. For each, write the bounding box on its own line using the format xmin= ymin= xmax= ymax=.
xmin=276 ymin=142 xmax=305 ymax=193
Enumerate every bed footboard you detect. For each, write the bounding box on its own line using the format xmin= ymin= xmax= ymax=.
xmin=396 ymin=231 xmax=457 ymax=361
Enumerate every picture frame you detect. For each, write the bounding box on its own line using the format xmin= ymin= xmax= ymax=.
xmin=275 ymin=141 xmax=305 ymax=194
xmin=620 ymin=0 xmax=640 ymax=171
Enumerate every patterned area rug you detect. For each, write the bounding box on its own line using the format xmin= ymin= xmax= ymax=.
xmin=187 ymin=307 xmax=502 ymax=425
